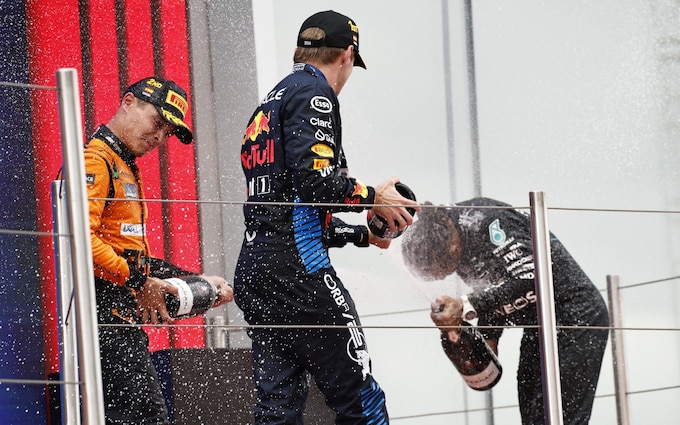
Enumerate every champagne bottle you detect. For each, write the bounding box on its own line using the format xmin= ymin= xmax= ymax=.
xmin=440 ymin=322 xmax=502 ymax=391
xmin=367 ymin=182 xmax=417 ymax=239
xmin=164 ymin=275 xmax=217 ymax=319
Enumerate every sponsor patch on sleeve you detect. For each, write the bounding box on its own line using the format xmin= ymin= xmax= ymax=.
xmin=351 ymin=179 xmax=369 ymax=198
xmin=313 ymin=159 xmax=331 ymax=170
xmin=120 ymin=223 xmax=145 ymax=236
xmin=311 ymin=143 xmax=335 ymax=158
xmin=123 ymin=183 xmax=139 ymax=199
xmin=310 ymin=96 xmax=332 ymax=113
xmin=489 ymin=219 xmax=507 ymax=246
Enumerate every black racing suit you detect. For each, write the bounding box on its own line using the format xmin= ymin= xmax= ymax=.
xmin=448 ymin=198 xmax=609 ymax=425
xmin=234 ymin=63 xmax=389 ymax=424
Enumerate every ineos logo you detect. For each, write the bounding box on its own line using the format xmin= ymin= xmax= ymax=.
xmin=310 ymin=96 xmax=333 ymax=113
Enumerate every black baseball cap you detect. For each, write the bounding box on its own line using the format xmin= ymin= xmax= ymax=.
xmin=125 ymin=77 xmax=193 ymax=144
xmin=297 ymin=10 xmax=366 ymax=69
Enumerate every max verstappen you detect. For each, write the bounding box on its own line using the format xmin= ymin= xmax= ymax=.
xmin=234 ymin=10 xmax=418 ymax=425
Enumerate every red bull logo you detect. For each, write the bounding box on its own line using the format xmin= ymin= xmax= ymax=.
xmin=242 ymin=138 xmax=275 ymax=170
xmin=242 ymin=111 xmax=271 ymax=144
xmin=351 ymin=179 xmax=369 ymax=198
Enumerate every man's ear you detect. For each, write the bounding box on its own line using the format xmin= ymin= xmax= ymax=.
xmin=342 ymin=46 xmax=354 ymax=65
xmin=121 ymin=92 xmax=136 ymax=110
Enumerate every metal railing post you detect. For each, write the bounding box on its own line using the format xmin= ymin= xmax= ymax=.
xmin=51 ymin=181 xmax=81 ymax=425
xmin=606 ymin=274 xmax=631 ymax=425
xmin=56 ymin=68 xmax=105 ymax=424
xmin=529 ymin=191 xmax=563 ymax=425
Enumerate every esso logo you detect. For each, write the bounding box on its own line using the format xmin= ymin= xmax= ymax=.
xmin=310 ymin=96 xmax=333 ymax=113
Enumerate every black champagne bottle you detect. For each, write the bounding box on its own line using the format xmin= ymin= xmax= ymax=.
xmin=440 ymin=322 xmax=502 ymax=391
xmin=367 ymin=182 xmax=417 ymax=239
xmin=164 ymin=275 xmax=217 ymax=319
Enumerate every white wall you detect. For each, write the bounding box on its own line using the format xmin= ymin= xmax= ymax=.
xmin=245 ymin=1 xmax=680 ymax=423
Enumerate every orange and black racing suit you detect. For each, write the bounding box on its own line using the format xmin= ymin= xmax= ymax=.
xmin=85 ymin=125 xmax=190 ymax=424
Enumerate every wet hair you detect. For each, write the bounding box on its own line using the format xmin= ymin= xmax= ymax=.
xmin=401 ymin=202 xmax=457 ymax=280
xmin=294 ymin=27 xmax=345 ymax=66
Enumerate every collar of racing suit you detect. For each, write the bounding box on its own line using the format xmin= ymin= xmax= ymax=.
xmin=293 ymin=63 xmax=328 ymax=84
xmin=92 ymin=125 xmax=138 ymax=170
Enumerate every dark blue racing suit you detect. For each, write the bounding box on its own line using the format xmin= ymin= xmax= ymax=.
xmin=234 ymin=63 xmax=389 ymax=424
xmin=449 ymin=198 xmax=609 ymax=425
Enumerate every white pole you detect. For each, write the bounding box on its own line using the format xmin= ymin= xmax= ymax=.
xmin=51 ymin=181 xmax=82 ymax=425
xmin=529 ymin=191 xmax=563 ymax=425
xmin=55 ymin=68 xmax=105 ymax=424
xmin=606 ymin=275 xmax=631 ymax=425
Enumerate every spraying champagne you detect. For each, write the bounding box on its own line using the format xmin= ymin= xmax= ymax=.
xmin=440 ymin=323 xmax=502 ymax=391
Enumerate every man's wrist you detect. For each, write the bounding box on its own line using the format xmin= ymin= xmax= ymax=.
xmin=126 ymin=265 xmax=147 ymax=290
xmin=353 ymin=226 xmax=370 ymax=247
